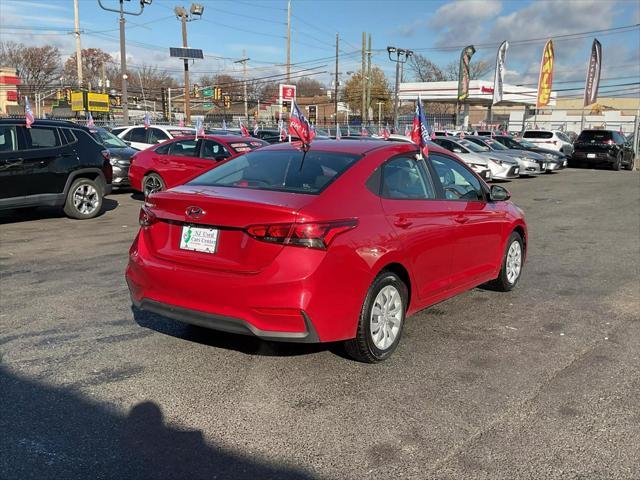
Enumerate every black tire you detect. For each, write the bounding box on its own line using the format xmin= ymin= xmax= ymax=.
xmin=63 ymin=177 xmax=103 ymax=219
xmin=143 ymin=173 xmax=165 ymax=198
xmin=623 ymin=156 xmax=635 ymax=171
xmin=612 ymin=154 xmax=622 ymax=171
xmin=344 ymin=271 xmax=408 ymax=363
xmin=489 ymin=231 xmax=524 ymax=292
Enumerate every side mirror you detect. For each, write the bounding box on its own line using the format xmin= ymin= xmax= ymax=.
xmin=490 ymin=184 xmax=511 ymax=201
xmin=453 ymin=148 xmax=463 ymax=153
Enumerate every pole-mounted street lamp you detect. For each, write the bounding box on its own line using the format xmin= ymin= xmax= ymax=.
xmin=387 ymin=46 xmax=413 ymax=132
xmin=174 ymin=3 xmax=204 ymax=125
xmin=97 ymin=0 xmax=153 ymax=125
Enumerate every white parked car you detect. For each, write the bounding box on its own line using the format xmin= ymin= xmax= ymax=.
xmin=112 ymin=125 xmax=196 ymax=150
xmin=433 ymin=137 xmax=520 ymax=180
xmin=521 ymin=130 xmax=574 ymax=155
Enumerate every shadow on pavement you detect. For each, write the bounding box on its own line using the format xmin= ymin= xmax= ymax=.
xmin=0 ymin=366 xmax=315 ymax=480
xmin=0 ymin=199 xmax=119 ymax=225
xmin=133 ymin=307 xmax=336 ymax=358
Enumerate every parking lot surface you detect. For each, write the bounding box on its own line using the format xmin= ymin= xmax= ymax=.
xmin=1 ymin=168 xmax=639 ymax=480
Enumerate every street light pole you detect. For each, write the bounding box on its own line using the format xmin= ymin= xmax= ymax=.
xmin=97 ymin=0 xmax=152 ymax=125
xmin=387 ymin=46 xmax=413 ymax=132
xmin=174 ymin=4 xmax=204 ymax=125
xmin=234 ymin=53 xmax=250 ymax=124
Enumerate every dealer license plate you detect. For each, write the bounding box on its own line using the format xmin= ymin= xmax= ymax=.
xmin=587 ymin=153 xmax=596 ymax=158
xmin=180 ymin=225 xmax=219 ymax=253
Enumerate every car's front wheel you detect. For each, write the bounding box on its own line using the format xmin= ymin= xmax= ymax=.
xmin=612 ymin=154 xmax=622 ymax=171
xmin=344 ymin=271 xmax=407 ymax=363
xmin=489 ymin=231 xmax=524 ymax=291
xmin=143 ymin=173 xmax=165 ymax=197
xmin=63 ymin=178 xmax=103 ymax=219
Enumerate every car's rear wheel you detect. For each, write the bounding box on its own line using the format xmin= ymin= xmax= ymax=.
xmin=489 ymin=231 xmax=524 ymax=291
xmin=143 ymin=173 xmax=165 ymax=197
xmin=623 ymin=155 xmax=635 ymax=171
xmin=612 ymin=154 xmax=622 ymax=171
xmin=63 ymin=178 xmax=103 ymax=219
xmin=344 ymin=271 xmax=407 ymax=363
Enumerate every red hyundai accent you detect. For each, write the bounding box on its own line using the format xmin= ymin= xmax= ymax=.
xmin=126 ymin=140 xmax=527 ymax=362
xmin=128 ymin=134 xmax=268 ymax=196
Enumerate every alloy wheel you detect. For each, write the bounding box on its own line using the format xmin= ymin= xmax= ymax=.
xmin=72 ymin=184 xmax=99 ymax=215
xmin=370 ymin=285 xmax=403 ymax=350
xmin=506 ymin=241 xmax=522 ymax=284
xmin=144 ymin=175 xmax=163 ymax=197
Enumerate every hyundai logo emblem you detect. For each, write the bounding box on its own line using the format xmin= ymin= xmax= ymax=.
xmin=186 ymin=206 xmax=205 ymax=219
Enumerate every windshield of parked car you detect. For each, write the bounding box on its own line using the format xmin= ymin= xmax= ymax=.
xmin=91 ymin=127 xmax=129 ymax=148
xmin=458 ymin=139 xmax=487 ymax=152
xmin=188 ymin=149 xmax=360 ymax=194
xmin=483 ymin=138 xmax=508 ymax=150
xmin=576 ymin=130 xmax=613 ymax=143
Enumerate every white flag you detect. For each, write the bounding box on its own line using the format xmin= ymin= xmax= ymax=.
xmin=492 ymin=41 xmax=509 ymax=105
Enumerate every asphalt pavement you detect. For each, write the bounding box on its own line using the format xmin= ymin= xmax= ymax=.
xmin=1 ymin=167 xmax=639 ymax=480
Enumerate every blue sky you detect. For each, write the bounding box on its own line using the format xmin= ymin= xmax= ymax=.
xmin=1 ymin=0 xmax=639 ymax=96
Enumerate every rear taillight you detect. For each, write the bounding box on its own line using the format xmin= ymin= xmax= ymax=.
xmin=138 ymin=205 xmax=157 ymax=227
xmin=130 ymin=153 xmax=137 ymax=165
xmin=246 ymin=219 xmax=358 ymax=250
xmin=605 ymin=139 xmax=615 ymax=145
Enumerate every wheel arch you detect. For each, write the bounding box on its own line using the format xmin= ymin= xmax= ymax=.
xmin=377 ymin=261 xmax=412 ymax=311
xmin=63 ymin=168 xmax=107 ymax=196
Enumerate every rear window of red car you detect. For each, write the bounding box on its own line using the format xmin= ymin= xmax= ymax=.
xmin=188 ymin=149 xmax=360 ymax=194
xmin=228 ymin=140 xmax=268 ymax=153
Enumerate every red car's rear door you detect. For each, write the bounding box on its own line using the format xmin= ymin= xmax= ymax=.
xmin=428 ymin=153 xmax=505 ymax=288
xmin=379 ymin=156 xmax=455 ymax=302
xmin=162 ymin=138 xmax=210 ymax=188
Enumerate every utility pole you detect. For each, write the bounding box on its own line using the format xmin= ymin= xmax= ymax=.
xmin=168 ymin=87 xmax=172 ymax=121
xmin=286 ymin=0 xmax=291 ymax=82
xmin=97 ymin=0 xmax=152 ymax=125
xmin=334 ymin=33 xmax=339 ymax=128
xmin=73 ymin=0 xmax=83 ymax=87
xmin=361 ymin=32 xmax=366 ymax=125
xmin=100 ymin=63 xmax=106 ymax=93
xmin=235 ymin=53 xmax=250 ymax=123
xmin=366 ymin=33 xmax=372 ymax=126
xmin=387 ymin=46 xmax=413 ymax=131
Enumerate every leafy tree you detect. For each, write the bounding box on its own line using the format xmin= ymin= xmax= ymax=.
xmin=343 ymin=66 xmax=391 ymax=118
xmin=0 ymin=42 xmax=61 ymax=96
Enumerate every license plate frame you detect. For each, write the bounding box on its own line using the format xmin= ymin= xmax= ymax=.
xmin=180 ymin=225 xmax=219 ymax=254
xmin=587 ymin=153 xmax=596 ymax=158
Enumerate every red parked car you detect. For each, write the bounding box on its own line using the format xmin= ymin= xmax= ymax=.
xmin=128 ymin=134 xmax=268 ymax=196
xmin=126 ymin=140 xmax=527 ymax=362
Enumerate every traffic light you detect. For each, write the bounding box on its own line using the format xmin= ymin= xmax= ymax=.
xmin=308 ymin=105 xmax=317 ymax=123
xmin=193 ymin=84 xmax=200 ymax=98
xmin=223 ymin=95 xmax=231 ymax=108
xmin=281 ymin=100 xmax=291 ymax=114
xmin=214 ymin=87 xmax=221 ymax=100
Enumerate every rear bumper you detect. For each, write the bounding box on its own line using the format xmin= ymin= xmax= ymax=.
xmin=125 ymin=230 xmax=371 ymax=343
xmin=131 ymin=297 xmax=320 ymax=342
xmin=573 ymin=152 xmax=616 ymax=164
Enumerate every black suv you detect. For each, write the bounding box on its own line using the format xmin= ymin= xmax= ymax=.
xmin=0 ymin=119 xmax=112 ymax=219
xmin=572 ymin=129 xmax=635 ymax=170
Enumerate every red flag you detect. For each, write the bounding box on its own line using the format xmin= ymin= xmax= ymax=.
xmin=239 ymin=121 xmax=250 ymax=137
xmin=410 ymin=95 xmax=430 ymax=157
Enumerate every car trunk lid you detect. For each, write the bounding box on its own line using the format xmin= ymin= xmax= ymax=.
xmin=143 ymin=185 xmax=316 ymax=273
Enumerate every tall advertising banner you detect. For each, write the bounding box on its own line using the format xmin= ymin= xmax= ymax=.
xmin=492 ymin=41 xmax=509 ymax=105
xmin=536 ymin=40 xmax=554 ymax=108
xmin=583 ymin=38 xmax=602 ymax=107
xmin=457 ymin=45 xmax=476 ymax=101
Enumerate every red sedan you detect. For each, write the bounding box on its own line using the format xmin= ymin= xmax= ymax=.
xmin=128 ymin=134 xmax=268 ymax=196
xmin=126 ymin=140 xmax=527 ymax=362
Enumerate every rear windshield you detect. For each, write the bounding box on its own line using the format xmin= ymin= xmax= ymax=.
xmin=228 ymin=140 xmax=268 ymax=153
xmin=523 ymin=131 xmax=553 ymax=139
xmin=188 ymin=149 xmax=360 ymax=194
xmin=576 ymin=130 xmax=613 ymax=143
xmin=167 ymin=129 xmax=196 ymax=136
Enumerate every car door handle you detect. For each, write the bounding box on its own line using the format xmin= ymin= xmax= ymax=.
xmin=454 ymin=215 xmax=469 ymax=224
xmin=5 ymin=158 xmax=23 ymax=166
xmin=394 ymin=218 xmax=413 ymax=228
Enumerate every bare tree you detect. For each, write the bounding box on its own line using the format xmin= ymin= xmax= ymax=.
xmin=408 ymin=53 xmax=446 ymax=82
xmin=63 ymin=48 xmax=114 ymax=89
xmin=443 ymin=59 xmax=492 ymax=81
xmin=128 ymin=65 xmax=177 ymax=94
xmin=0 ymin=42 xmax=61 ymax=97
xmin=294 ymin=77 xmax=326 ymax=97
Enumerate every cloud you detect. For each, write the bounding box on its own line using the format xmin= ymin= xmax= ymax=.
xmin=429 ymin=0 xmax=503 ymax=47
